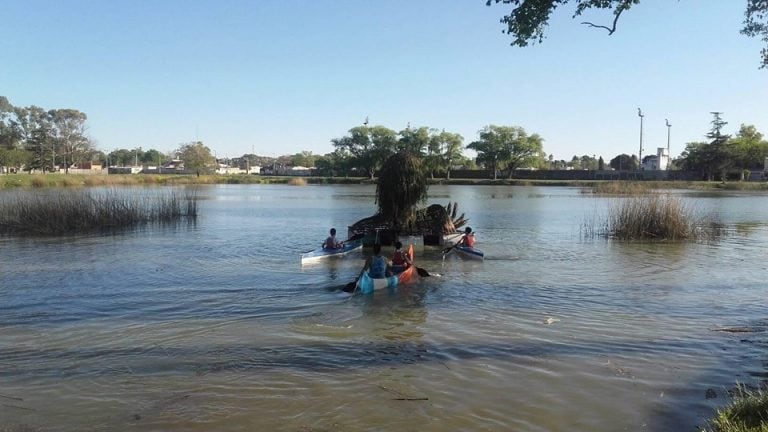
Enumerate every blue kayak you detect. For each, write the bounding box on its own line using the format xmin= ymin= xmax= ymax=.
xmin=455 ymin=245 xmax=484 ymax=260
xmin=300 ymin=239 xmax=362 ymax=263
xmin=355 ymin=244 xmax=416 ymax=294
xmin=356 ymin=272 xmax=400 ymax=294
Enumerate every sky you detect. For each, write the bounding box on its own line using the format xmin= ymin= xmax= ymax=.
xmin=1 ymin=0 xmax=766 ymax=162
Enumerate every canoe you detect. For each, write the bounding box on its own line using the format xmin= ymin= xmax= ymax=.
xmin=393 ymin=244 xmax=417 ymax=284
xmin=300 ymin=239 xmax=362 ymax=263
xmin=455 ymin=245 xmax=484 ymax=260
xmin=357 ymin=244 xmax=416 ymax=294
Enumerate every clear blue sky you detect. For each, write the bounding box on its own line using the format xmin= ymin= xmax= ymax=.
xmin=2 ymin=0 xmax=766 ymax=162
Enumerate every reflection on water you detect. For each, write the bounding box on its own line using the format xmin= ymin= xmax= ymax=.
xmin=1 ymin=184 xmax=768 ymax=431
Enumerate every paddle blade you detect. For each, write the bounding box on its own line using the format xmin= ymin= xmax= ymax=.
xmin=342 ymin=281 xmax=357 ymax=293
xmin=416 ymin=267 xmax=430 ymax=277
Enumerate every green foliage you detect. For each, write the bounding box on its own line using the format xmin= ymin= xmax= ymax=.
xmin=487 ymin=0 xmax=768 ymax=68
xmin=332 ymin=125 xmax=397 ymax=179
xmin=375 ymin=150 xmax=428 ymax=229
xmin=678 ymin=120 xmax=768 ymax=181
xmin=398 ymin=126 xmax=431 ymax=156
xmin=730 ymin=125 xmax=768 ymax=170
xmin=0 ymin=148 xmax=32 ymax=171
xmin=0 ymin=98 xmax=95 ymax=172
xmin=708 ymin=386 xmax=768 ymax=432
xmin=467 ymin=125 xmax=544 ymax=179
xmin=290 ymin=150 xmax=317 ymax=168
xmin=434 ymin=130 xmax=465 ymax=179
xmin=333 ymin=124 xmax=469 ymax=180
xmin=48 ymin=109 xmax=92 ymax=172
xmin=315 ymin=149 xmax=352 ymax=177
xmin=175 ymin=141 xmax=216 ymax=175
xmin=609 ymin=154 xmax=638 ymax=171
xmin=141 ymin=149 xmax=166 ymax=165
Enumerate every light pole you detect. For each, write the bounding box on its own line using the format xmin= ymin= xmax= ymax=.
xmin=665 ymin=119 xmax=671 ymax=170
xmin=637 ymin=108 xmax=644 ymax=170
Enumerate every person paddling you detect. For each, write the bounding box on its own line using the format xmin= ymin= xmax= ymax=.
xmin=358 ymin=243 xmax=390 ymax=280
xmin=390 ymin=241 xmax=412 ymax=275
xmin=457 ymin=226 xmax=476 ymax=248
xmin=322 ymin=228 xmax=343 ymax=250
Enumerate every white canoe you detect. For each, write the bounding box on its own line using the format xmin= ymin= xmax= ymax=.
xmin=300 ymin=240 xmax=362 ymax=263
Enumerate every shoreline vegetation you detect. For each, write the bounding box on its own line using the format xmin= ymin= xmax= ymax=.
xmin=0 ymin=188 xmax=198 ymax=236
xmin=581 ymin=194 xmax=724 ymax=241
xmin=708 ymin=386 xmax=768 ymax=432
xmin=1 ymin=173 xmax=768 ymax=190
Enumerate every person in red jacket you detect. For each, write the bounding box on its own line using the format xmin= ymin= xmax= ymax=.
xmin=390 ymin=241 xmax=412 ymax=275
xmin=457 ymin=227 xmax=476 ymax=247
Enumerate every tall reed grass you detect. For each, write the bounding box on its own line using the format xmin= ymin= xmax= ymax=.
xmin=707 ymin=385 xmax=768 ymax=432
xmin=0 ymin=188 xmax=198 ymax=236
xmin=587 ymin=181 xmax=653 ymax=195
xmin=288 ymin=177 xmax=307 ymax=186
xmin=586 ymin=194 xmax=722 ymax=241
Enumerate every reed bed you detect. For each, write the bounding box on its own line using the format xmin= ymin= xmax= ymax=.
xmin=288 ymin=177 xmax=307 ymax=186
xmin=586 ymin=194 xmax=722 ymax=241
xmin=707 ymin=386 xmax=768 ymax=432
xmin=0 ymin=188 xmax=198 ymax=236
xmin=587 ymin=181 xmax=654 ymax=195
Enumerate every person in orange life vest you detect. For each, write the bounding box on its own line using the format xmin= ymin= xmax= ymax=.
xmin=322 ymin=228 xmax=343 ymax=250
xmin=457 ymin=227 xmax=476 ymax=247
xmin=390 ymin=241 xmax=412 ymax=275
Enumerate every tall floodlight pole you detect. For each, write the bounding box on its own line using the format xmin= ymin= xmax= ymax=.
xmin=637 ymin=108 xmax=644 ymax=170
xmin=665 ymin=119 xmax=671 ymax=170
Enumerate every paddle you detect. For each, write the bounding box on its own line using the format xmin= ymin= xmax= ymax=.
xmin=415 ymin=266 xmax=431 ymax=277
xmin=441 ymin=240 xmax=461 ymax=255
xmin=441 ymin=232 xmax=473 ymax=255
xmin=342 ymin=278 xmax=358 ymax=293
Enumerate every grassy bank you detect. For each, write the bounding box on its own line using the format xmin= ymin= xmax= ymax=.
xmin=1 ymin=173 xmax=767 ymax=190
xmin=708 ymin=386 xmax=768 ymax=432
xmin=0 ymin=173 xmax=377 ymax=188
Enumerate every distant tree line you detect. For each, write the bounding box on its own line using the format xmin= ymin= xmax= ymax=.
xmin=4 ymin=95 xmax=767 ymax=181
xmin=0 ymin=96 xmax=99 ymax=173
xmin=676 ymin=116 xmax=768 ymax=181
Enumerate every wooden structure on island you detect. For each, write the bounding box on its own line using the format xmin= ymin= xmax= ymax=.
xmin=347 ymin=201 xmax=467 ymax=246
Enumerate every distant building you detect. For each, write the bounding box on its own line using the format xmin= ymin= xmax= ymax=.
xmin=641 ymin=148 xmax=669 ymax=171
xmin=162 ymin=159 xmax=185 ymax=170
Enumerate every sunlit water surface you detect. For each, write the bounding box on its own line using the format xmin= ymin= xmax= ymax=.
xmin=1 ymin=184 xmax=767 ymax=431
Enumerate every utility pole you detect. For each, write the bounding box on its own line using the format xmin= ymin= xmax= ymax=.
xmin=665 ymin=119 xmax=671 ymax=170
xmin=637 ymin=108 xmax=644 ymax=170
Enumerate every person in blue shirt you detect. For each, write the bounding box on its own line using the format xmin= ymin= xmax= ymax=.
xmin=359 ymin=243 xmax=391 ymax=279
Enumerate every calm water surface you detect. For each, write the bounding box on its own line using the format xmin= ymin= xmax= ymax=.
xmin=1 ymin=184 xmax=767 ymax=431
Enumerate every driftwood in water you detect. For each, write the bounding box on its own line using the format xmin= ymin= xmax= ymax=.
xmin=348 ymin=202 xmax=467 ymax=245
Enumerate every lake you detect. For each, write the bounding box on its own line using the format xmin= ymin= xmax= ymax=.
xmin=1 ymin=184 xmax=767 ymax=431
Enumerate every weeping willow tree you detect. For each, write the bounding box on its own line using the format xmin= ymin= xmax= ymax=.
xmin=375 ymin=150 xmax=428 ymax=231
xmin=349 ymin=149 xmax=465 ymax=243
